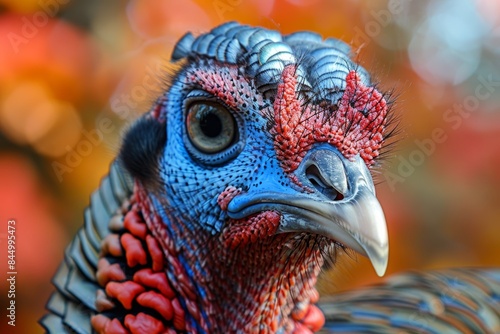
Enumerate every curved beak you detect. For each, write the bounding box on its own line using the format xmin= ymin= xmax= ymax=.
xmin=227 ymin=146 xmax=389 ymax=277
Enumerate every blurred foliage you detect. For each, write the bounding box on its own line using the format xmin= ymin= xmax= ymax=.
xmin=0 ymin=0 xmax=499 ymax=332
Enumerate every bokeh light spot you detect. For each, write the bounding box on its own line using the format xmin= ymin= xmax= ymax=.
xmin=0 ymin=80 xmax=82 ymax=156
xmin=408 ymin=0 xmax=486 ymax=85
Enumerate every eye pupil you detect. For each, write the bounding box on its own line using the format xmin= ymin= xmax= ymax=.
xmin=200 ymin=112 xmax=222 ymax=138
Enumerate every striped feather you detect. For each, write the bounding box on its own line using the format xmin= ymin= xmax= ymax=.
xmin=318 ymin=268 xmax=500 ymax=333
xmin=40 ymin=162 xmax=133 ymax=334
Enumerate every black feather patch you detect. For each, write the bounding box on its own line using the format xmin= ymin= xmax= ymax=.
xmin=119 ymin=116 xmax=166 ymax=186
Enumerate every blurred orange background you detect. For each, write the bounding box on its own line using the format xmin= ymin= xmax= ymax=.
xmin=0 ymin=0 xmax=499 ymax=333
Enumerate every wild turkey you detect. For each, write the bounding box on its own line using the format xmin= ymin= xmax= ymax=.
xmin=40 ymin=22 xmax=500 ymax=333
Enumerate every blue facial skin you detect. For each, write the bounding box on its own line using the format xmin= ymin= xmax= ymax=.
xmin=155 ymin=65 xmax=286 ymax=235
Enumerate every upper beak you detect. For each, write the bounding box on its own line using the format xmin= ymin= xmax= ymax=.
xmin=227 ymin=146 xmax=389 ymax=277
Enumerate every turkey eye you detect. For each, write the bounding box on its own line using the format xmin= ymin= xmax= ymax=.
xmin=186 ymin=102 xmax=236 ymax=153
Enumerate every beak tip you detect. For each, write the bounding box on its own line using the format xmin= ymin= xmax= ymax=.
xmin=371 ymin=249 xmax=389 ymax=277
xmin=353 ymin=188 xmax=389 ymax=277
xmin=362 ymin=234 xmax=389 ymax=277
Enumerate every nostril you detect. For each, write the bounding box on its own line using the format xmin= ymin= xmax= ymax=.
xmin=305 ymin=165 xmax=344 ymax=201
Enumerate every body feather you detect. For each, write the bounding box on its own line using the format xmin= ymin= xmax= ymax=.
xmin=41 ymin=162 xmax=133 ymax=333
xmin=319 ymin=269 xmax=500 ymax=333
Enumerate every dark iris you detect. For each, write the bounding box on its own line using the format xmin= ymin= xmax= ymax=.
xmin=186 ymin=102 xmax=236 ymax=154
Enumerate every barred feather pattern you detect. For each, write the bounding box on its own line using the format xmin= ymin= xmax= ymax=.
xmin=40 ymin=162 xmax=133 ymax=334
xmin=318 ymin=268 xmax=500 ymax=334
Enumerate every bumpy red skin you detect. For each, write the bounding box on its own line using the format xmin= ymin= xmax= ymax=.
xmin=93 ymin=186 xmax=324 ymax=333
xmin=272 ymin=65 xmax=388 ymax=174
xmin=92 ymin=194 xmax=196 ymax=334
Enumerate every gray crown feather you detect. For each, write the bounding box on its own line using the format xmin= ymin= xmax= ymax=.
xmin=171 ymin=22 xmax=371 ymax=100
